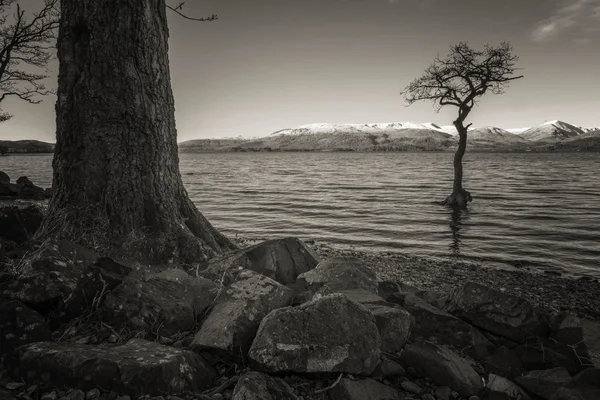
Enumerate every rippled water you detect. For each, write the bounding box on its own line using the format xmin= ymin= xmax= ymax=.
xmin=2 ymin=152 xmax=599 ymax=278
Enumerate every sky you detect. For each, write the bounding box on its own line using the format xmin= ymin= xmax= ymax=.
xmin=1 ymin=0 xmax=600 ymax=142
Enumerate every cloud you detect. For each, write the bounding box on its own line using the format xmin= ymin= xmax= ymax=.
xmin=531 ymin=0 xmax=600 ymax=42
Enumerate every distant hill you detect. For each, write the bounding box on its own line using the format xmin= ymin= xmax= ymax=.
xmin=0 ymin=140 xmax=54 ymax=153
xmin=181 ymin=124 xmax=458 ymax=152
xmin=519 ymin=120 xmax=584 ymax=142
xmin=179 ymin=120 xmax=600 ymax=152
xmin=468 ymin=126 xmax=526 ymax=146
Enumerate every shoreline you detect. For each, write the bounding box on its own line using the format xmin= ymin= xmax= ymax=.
xmin=235 ymin=236 xmax=600 ymax=322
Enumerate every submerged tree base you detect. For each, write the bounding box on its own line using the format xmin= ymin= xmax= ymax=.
xmin=442 ymin=189 xmax=473 ymax=208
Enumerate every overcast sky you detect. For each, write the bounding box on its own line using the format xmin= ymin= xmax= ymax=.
xmin=1 ymin=0 xmax=599 ymax=142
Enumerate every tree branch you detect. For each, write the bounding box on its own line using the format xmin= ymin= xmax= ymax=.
xmin=166 ymin=4 xmax=218 ymax=22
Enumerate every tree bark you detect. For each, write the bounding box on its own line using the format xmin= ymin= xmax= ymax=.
xmin=38 ymin=0 xmax=236 ymax=264
xmin=442 ymin=121 xmax=472 ymax=207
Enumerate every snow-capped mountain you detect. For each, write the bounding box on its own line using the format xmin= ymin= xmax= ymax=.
xmin=519 ymin=120 xmax=584 ymax=142
xmin=271 ymin=122 xmax=454 ymax=136
xmin=468 ymin=126 xmax=526 ymax=143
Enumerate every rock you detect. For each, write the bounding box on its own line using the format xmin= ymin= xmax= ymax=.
xmin=330 ymin=378 xmax=401 ymax=400
xmin=551 ymin=315 xmax=600 ymax=368
xmin=18 ymin=183 xmax=46 ymax=200
xmin=318 ymin=288 xmax=389 ymax=306
xmin=232 ymin=371 xmax=297 ymax=399
xmin=400 ymin=380 xmax=423 ymax=394
xmin=0 ymin=205 xmax=44 ymax=244
xmin=444 ymin=282 xmax=548 ymax=343
xmin=0 ymin=300 xmax=52 ymax=354
xmin=365 ymin=304 xmax=414 ymax=353
xmin=514 ymin=368 xmax=571 ymax=400
xmin=249 ymin=293 xmax=381 ymax=375
xmin=102 ymin=268 xmax=218 ymax=337
xmin=41 ymin=392 xmax=58 ymax=400
xmin=16 ymin=177 xmax=32 ymax=185
xmin=485 ymin=374 xmax=531 ymax=400
xmin=12 ymin=339 xmax=215 ymax=398
xmin=191 ymin=270 xmax=293 ymax=357
xmin=57 ymin=258 xmax=132 ymax=323
xmin=389 ymin=293 xmax=494 ymax=361
xmin=514 ymin=338 xmax=585 ymax=375
xmin=1 ymin=257 xmax=85 ymax=314
xmin=370 ymin=359 xmax=406 ymax=380
xmin=66 ymin=390 xmax=85 ymax=400
xmin=295 ymin=257 xmax=378 ymax=294
xmin=5 ymin=383 xmax=25 ymax=390
xmin=434 ymin=386 xmax=452 ymax=400
xmin=484 ymin=346 xmax=526 ymax=379
xmin=399 ymin=342 xmax=483 ymax=397
xmin=550 ymin=368 xmax=600 ymax=400
xmin=416 ymin=289 xmax=452 ymax=310
xmin=202 ymin=237 xmax=319 ymax=285
xmin=0 ymin=171 xmax=9 ymax=184
xmin=85 ymin=389 xmax=100 ymax=400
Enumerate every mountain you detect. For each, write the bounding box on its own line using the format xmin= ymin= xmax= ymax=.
xmin=272 ymin=122 xmax=453 ymax=136
xmin=178 ymin=120 xmax=600 ymax=152
xmin=519 ymin=120 xmax=584 ymax=142
xmin=0 ymin=140 xmax=54 ymax=153
xmin=468 ymin=126 xmax=526 ymax=144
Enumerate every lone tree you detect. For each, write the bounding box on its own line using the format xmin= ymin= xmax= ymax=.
xmin=401 ymin=42 xmax=523 ymax=207
xmin=0 ymin=0 xmax=58 ymax=121
xmin=38 ymin=0 xmax=233 ymax=265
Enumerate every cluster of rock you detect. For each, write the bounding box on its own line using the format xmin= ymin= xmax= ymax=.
xmin=1 ymin=210 xmax=599 ymax=400
xmin=0 ymin=171 xmax=51 ymax=200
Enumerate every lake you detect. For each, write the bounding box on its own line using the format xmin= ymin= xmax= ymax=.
xmin=2 ymin=152 xmax=599 ymax=278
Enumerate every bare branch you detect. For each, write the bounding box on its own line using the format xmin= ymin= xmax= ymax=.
xmin=400 ymin=41 xmax=524 ymax=125
xmin=0 ymin=0 xmax=58 ymax=121
xmin=166 ymin=3 xmax=218 ymax=22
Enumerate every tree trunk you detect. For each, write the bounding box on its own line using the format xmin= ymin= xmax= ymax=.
xmin=38 ymin=0 xmax=236 ymax=264
xmin=442 ymin=123 xmax=472 ymax=207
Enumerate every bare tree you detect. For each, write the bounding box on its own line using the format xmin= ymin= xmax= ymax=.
xmin=0 ymin=0 xmax=59 ymax=121
xmin=401 ymin=42 xmax=523 ymax=207
xmin=37 ymin=0 xmax=233 ymax=266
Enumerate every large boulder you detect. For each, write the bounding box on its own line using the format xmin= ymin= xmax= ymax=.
xmin=249 ymin=293 xmax=381 ymax=375
xmin=330 ymin=378 xmax=401 ymax=400
xmin=444 ymin=282 xmax=548 ymax=343
xmin=485 ymin=374 xmax=531 ymax=400
xmin=514 ymin=338 xmax=585 ymax=375
xmin=11 ymin=339 xmax=216 ymax=398
xmin=515 ymin=368 xmax=571 ymax=400
xmin=1 ymin=258 xmax=86 ymax=314
xmin=0 ymin=205 xmax=44 ymax=244
xmin=295 ymin=257 xmax=378 ymax=294
xmin=398 ymin=342 xmax=483 ymax=397
xmin=551 ymin=314 xmax=600 ymax=368
xmin=102 ymin=268 xmax=218 ymax=337
xmin=0 ymin=171 xmax=9 ymax=184
xmin=365 ymin=304 xmax=414 ymax=354
xmin=57 ymin=258 xmax=132 ymax=323
xmin=389 ymin=293 xmax=494 ymax=360
xmin=232 ymin=372 xmax=297 ymax=400
xmin=484 ymin=346 xmax=526 ymax=379
xmin=202 ymin=237 xmax=319 ymax=285
xmin=17 ymin=183 xmax=46 ymax=200
xmin=0 ymin=300 xmax=52 ymax=355
xmin=551 ymin=368 xmax=600 ymax=400
xmin=191 ymin=270 xmax=293 ymax=357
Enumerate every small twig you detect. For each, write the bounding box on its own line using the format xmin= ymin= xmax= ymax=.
xmin=166 ymin=5 xmax=218 ymax=22
xmin=313 ymin=373 xmax=343 ymax=394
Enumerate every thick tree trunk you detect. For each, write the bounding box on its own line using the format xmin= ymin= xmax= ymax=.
xmin=442 ymin=123 xmax=472 ymax=207
xmin=38 ymin=0 xmax=236 ymax=264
